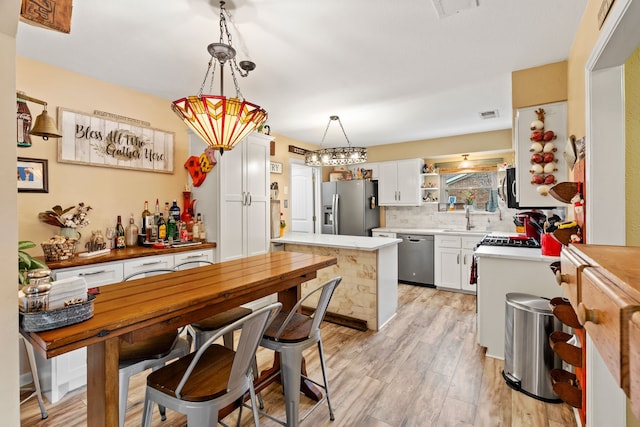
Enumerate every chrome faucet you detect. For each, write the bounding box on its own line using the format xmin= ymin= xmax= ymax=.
xmin=465 ymin=206 xmax=474 ymax=231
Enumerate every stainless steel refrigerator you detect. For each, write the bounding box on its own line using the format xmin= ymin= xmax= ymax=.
xmin=321 ymin=180 xmax=379 ymax=236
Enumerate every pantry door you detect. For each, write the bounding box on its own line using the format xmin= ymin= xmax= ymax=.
xmin=290 ymin=161 xmax=317 ymax=233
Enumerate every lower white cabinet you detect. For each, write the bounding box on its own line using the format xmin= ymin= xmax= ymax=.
xmin=372 ymin=231 xmax=397 ymax=238
xmin=434 ymin=234 xmax=480 ymax=293
xmin=35 ymin=248 xmax=214 ymax=403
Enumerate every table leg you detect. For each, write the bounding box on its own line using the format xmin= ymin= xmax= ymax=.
xmin=87 ymin=337 xmax=120 ymax=427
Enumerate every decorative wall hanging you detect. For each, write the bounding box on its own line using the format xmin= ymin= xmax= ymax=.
xmin=58 ymin=108 xmax=174 ymax=173
xmin=20 ymin=0 xmax=73 ymax=34
xmin=270 ymin=162 xmax=283 ymax=174
xmin=184 ymin=147 xmax=217 ymax=187
xmin=17 ymin=157 xmax=48 ymax=193
xmin=528 ymin=108 xmax=558 ymax=196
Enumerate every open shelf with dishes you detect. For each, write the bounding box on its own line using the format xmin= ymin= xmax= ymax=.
xmin=421 ymin=173 xmax=440 ymax=203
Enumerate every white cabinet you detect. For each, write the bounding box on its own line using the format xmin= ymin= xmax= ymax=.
xmin=372 ymin=231 xmax=397 ymax=238
xmin=434 ymin=234 xmax=481 ymax=293
xmin=192 ymin=132 xmax=272 ymax=262
xmin=123 ymin=254 xmax=174 ymax=278
xmin=378 ymin=159 xmax=424 ymax=206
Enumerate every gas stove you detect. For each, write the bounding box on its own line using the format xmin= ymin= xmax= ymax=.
xmin=478 ymin=235 xmax=541 ymax=248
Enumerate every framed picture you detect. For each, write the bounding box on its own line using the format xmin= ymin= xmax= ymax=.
xmin=17 ymin=157 xmax=48 ymax=193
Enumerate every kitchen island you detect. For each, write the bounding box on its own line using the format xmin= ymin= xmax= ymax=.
xmin=475 ymin=244 xmax=560 ymax=359
xmin=272 ymin=232 xmax=401 ymax=330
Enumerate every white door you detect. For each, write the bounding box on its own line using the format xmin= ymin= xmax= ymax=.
xmin=245 ymin=135 xmax=270 ymax=257
xmin=290 ymin=162 xmax=315 ymax=233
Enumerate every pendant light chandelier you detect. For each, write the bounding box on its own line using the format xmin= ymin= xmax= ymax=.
xmin=171 ymin=1 xmax=267 ymax=154
xmin=305 ymin=116 xmax=367 ymax=166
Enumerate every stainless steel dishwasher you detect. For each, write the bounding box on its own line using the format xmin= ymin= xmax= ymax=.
xmin=397 ymin=234 xmax=435 ymax=287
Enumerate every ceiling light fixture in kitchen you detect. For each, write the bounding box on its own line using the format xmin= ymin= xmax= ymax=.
xmin=171 ymin=1 xmax=267 ymax=154
xmin=305 ymin=116 xmax=367 ymax=166
xmin=459 ymin=154 xmax=474 ymax=169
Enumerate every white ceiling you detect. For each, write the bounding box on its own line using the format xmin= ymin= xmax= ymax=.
xmin=16 ymin=0 xmax=587 ymax=148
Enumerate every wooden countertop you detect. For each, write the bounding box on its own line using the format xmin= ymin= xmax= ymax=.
xmin=42 ymin=242 xmax=217 ymax=269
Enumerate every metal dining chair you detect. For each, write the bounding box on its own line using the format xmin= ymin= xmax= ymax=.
xmin=174 ymin=260 xmax=253 ymax=350
xmin=141 ymin=302 xmax=282 ymax=427
xmin=118 ymin=269 xmax=192 ymax=427
xmin=257 ymin=276 xmax=342 ymax=426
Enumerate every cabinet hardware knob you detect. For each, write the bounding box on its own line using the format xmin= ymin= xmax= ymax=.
xmin=577 ymin=302 xmax=598 ymax=324
xmin=557 ymin=273 xmax=568 ymax=286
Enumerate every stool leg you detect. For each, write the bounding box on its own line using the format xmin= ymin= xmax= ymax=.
xmin=317 ymin=339 xmax=335 ymax=421
xmin=252 ymin=357 xmax=265 ymax=409
xmin=280 ymin=348 xmax=302 ymax=427
xmin=23 ymin=338 xmax=48 ymax=420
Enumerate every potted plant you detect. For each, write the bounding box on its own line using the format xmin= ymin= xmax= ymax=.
xmin=19 ymin=240 xmax=48 ymax=286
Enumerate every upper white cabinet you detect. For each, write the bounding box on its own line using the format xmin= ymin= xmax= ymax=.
xmin=191 ymin=132 xmax=272 ymax=262
xmin=378 ymin=159 xmax=424 ymax=206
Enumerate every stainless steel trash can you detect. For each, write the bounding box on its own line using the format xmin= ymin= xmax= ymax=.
xmin=502 ymin=292 xmax=563 ymax=402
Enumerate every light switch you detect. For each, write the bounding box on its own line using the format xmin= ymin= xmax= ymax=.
xmin=284 ymin=200 xmax=288 ymax=208
xmin=284 ymin=186 xmax=289 ymax=195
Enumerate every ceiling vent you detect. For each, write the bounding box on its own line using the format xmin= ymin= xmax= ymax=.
xmin=479 ymin=109 xmax=499 ymax=120
xmin=432 ymin=0 xmax=479 ymax=18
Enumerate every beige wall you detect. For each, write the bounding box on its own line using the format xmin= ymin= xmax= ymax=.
xmin=366 ymin=128 xmax=513 ymax=164
xmin=16 ymin=57 xmax=194 ymax=254
xmin=512 ymin=61 xmax=568 ymax=108
xmin=2 ymin=0 xmax=21 ymax=423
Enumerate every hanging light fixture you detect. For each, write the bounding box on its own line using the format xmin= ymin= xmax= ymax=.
xmin=171 ymin=1 xmax=267 ymax=154
xmin=459 ymin=154 xmax=474 ymax=169
xmin=16 ymin=91 xmax=62 ymax=141
xmin=305 ymin=116 xmax=367 ymax=166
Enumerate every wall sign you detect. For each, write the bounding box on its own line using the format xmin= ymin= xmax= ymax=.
xmin=270 ymin=162 xmax=283 ymax=174
xmin=58 ymin=108 xmax=174 ymax=173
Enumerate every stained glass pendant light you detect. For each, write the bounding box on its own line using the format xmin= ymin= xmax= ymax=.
xmin=305 ymin=116 xmax=367 ymax=166
xmin=171 ymin=1 xmax=267 ymax=154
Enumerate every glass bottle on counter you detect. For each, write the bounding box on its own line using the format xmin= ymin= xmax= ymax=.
xmin=191 ymin=214 xmax=200 ymax=242
xmin=115 ymin=215 xmax=126 ymax=249
xmin=141 ymin=200 xmax=151 ymax=239
xmin=198 ymin=213 xmax=206 ymax=242
xmin=167 ymin=214 xmax=177 ymax=243
xmin=169 ymin=200 xmax=181 ymax=221
xmin=125 ymin=213 xmax=139 ymax=247
xmin=157 ymin=213 xmax=167 ymax=241
xmin=151 ymin=198 xmax=160 ymax=242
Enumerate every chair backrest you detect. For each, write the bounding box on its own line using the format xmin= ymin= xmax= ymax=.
xmin=123 ymin=268 xmax=175 ymax=282
xmin=175 ymin=302 xmax=282 ymax=398
xmin=273 ymin=276 xmax=342 ymax=341
xmin=173 ymin=260 xmax=214 ymax=271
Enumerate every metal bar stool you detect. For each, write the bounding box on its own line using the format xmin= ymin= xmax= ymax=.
xmin=142 ymin=302 xmax=282 ymax=427
xmin=20 ymin=335 xmax=48 ymax=420
xmin=174 ymin=260 xmax=253 ymax=351
xmin=257 ymin=276 xmax=342 ymax=426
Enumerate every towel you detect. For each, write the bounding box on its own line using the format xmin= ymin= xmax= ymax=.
xmin=48 ymin=276 xmax=88 ymax=309
xmin=469 ymin=254 xmax=478 ymax=285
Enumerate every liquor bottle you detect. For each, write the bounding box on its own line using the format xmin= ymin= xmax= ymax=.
xmin=151 ymin=198 xmax=160 ymax=242
xmin=157 ymin=213 xmax=167 ymax=241
xmin=198 ymin=213 xmax=207 ymax=242
xmin=125 ymin=213 xmax=139 ymax=247
xmin=141 ymin=200 xmax=151 ymax=239
xmin=167 ymin=214 xmax=177 ymax=243
xmin=169 ymin=200 xmax=181 ymax=221
xmin=191 ymin=214 xmax=200 ymax=242
xmin=164 ymin=202 xmax=170 ymax=222
xmin=115 ymin=215 xmax=126 ymax=249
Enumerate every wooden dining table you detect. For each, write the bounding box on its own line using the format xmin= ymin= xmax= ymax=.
xmin=20 ymin=251 xmax=337 ymax=426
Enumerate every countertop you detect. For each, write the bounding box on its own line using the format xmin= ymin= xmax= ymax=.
xmin=372 ymin=227 xmax=489 ymax=237
xmin=41 ymin=242 xmax=217 ymax=269
xmin=272 ymin=232 xmax=401 ymax=251
xmin=474 ymin=244 xmax=560 ymax=262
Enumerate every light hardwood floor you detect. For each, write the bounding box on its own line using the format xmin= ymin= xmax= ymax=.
xmin=21 ymin=284 xmax=578 ymax=426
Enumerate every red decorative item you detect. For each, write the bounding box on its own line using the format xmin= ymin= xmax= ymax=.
xmin=184 ymin=155 xmax=206 ymax=187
